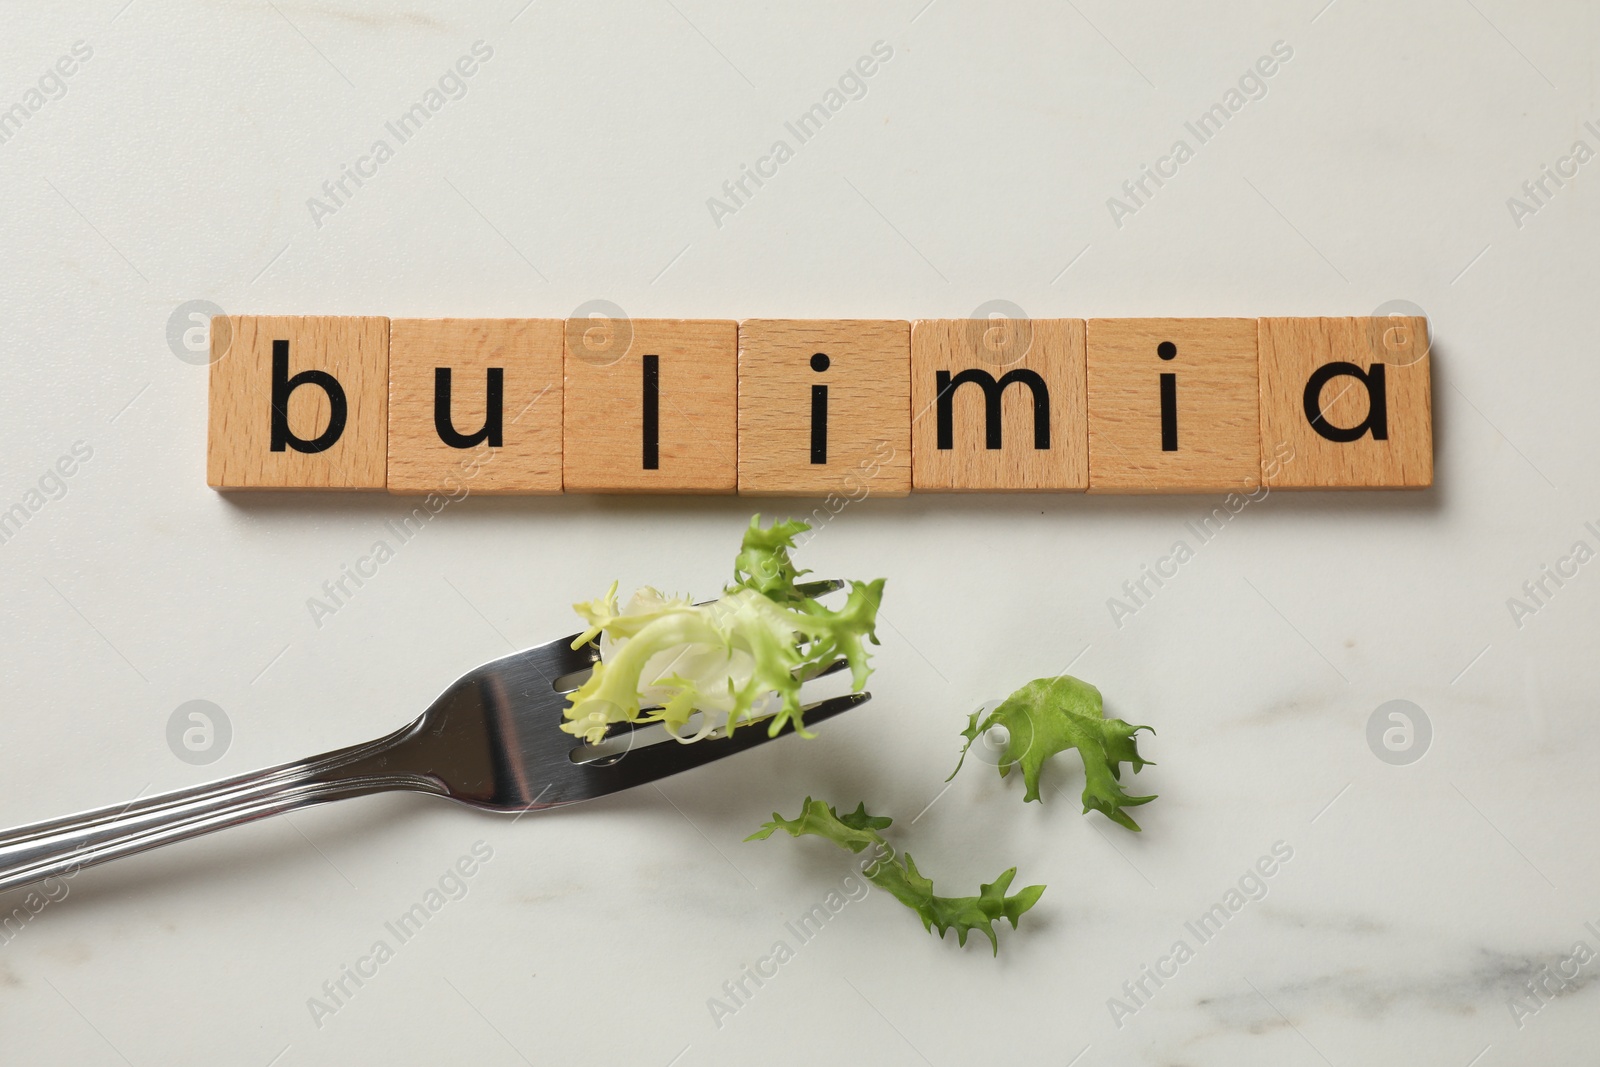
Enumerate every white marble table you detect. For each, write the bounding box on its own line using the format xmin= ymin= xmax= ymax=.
xmin=0 ymin=2 xmax=1592 ymax=1063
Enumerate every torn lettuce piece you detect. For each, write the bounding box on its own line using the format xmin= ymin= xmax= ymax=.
xmin=949 ymin=675 xmax=1156 ymax=830
xmin=560 ymin=516 xmax=883 ymax=745
xmin=730 ymin=516 xmax=814 ymax=604
xmin=747 ymin=797 xmax=1044 ymax=955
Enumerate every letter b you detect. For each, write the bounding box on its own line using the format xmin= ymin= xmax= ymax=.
xmin=270 ymin=339 xmax=347 ymax=453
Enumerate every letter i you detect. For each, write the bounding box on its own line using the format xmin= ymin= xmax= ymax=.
xmin=1157 ymin=341 xmax=1177 ymax=452
xmin=642 ymin=354 xmax=660 ymax=470
xmin=810 ymin=353 xmax=830 ymax=465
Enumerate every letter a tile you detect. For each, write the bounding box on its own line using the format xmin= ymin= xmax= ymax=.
xmin=911 ymin=318 xmax=1086 ymax=491
xmin=207 ymin=315 xmax=388 ymax=489
xmin=1258 ymin=316 xmax=1432 ymax=487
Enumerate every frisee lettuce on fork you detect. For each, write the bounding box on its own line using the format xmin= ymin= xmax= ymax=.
xmin=560 ymin=516 xmax=884 ymax=745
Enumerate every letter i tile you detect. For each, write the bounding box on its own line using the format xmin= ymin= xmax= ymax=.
xmin=737 ymin=319 xmax=910 ymax=496
xmin=1086 ymin=318 xmax=1260 ymax=492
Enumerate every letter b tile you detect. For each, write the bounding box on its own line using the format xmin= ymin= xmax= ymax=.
xmin=207 ymin=315 xmax=388 ymax=488
xmin=911 ymin=318 xmax=1086 ymax=490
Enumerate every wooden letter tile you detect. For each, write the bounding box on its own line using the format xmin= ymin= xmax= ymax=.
xmin=388 ymin=319 xmax=562 ymax=494
xmin=1086 ymin=318 xmax=1259 ymax=492
xmin=737 ymin=320 xmax=910 ymax=497
xmin=911 ymin=318 xmax=1086 ymax=491
xmin=563 ymin=318 xmax=737 ymax=493
xmin=207 ymin=315 xmax=388 ymax=489
xmin=1258 ymin=316 xmax=1432 ymax=487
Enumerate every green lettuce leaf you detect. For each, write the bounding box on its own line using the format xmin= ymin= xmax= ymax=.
xmin=730 ymin=516 xmax=813 ymax=604
xmin=748 ymin=797 xmax=1044 ymax=954
xmin=949 ymin=675 xmax=1156 ymax=830
xmin=561 ymin=516 xmax=883 ymax=744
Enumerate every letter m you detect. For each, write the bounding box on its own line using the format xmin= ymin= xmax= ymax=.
xmin=935 ymin=369 xmax=1050 ymax=451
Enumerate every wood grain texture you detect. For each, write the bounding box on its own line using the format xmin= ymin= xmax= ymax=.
xmin=207 ymin=315 xmax=388 ymax=489
xmin=1086 ymin=317 xmax=1260 ymax=493
xmin=1258 ymin=316 xmax=1432 ymax=488
xmin=563 ymin=318 xmax=737 ymax=493
xmin=388 ymin=318 xmax=562 ymax=495
xmin=737 ymin=319 xmax=910 ymax=497
xmin=911 ymin=318 xmax=1086 ymax=491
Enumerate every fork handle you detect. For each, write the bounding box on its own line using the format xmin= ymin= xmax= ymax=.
xmin=0 ymin=720 xmax=442 ymax=895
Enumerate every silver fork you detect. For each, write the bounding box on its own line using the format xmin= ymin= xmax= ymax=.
xmin=0 ymin=580 xmax=868 ymax=894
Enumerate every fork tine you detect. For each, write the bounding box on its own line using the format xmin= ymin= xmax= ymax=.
xmin=566 ymin=692 xmax=870 ymax=799
xmin=795 ymin=578 xmax=844 ymax=597
xmin=692 ymin=578 xmax=841 ymax=611
xmin=796 ymin=657 xmax=848 ymax=682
